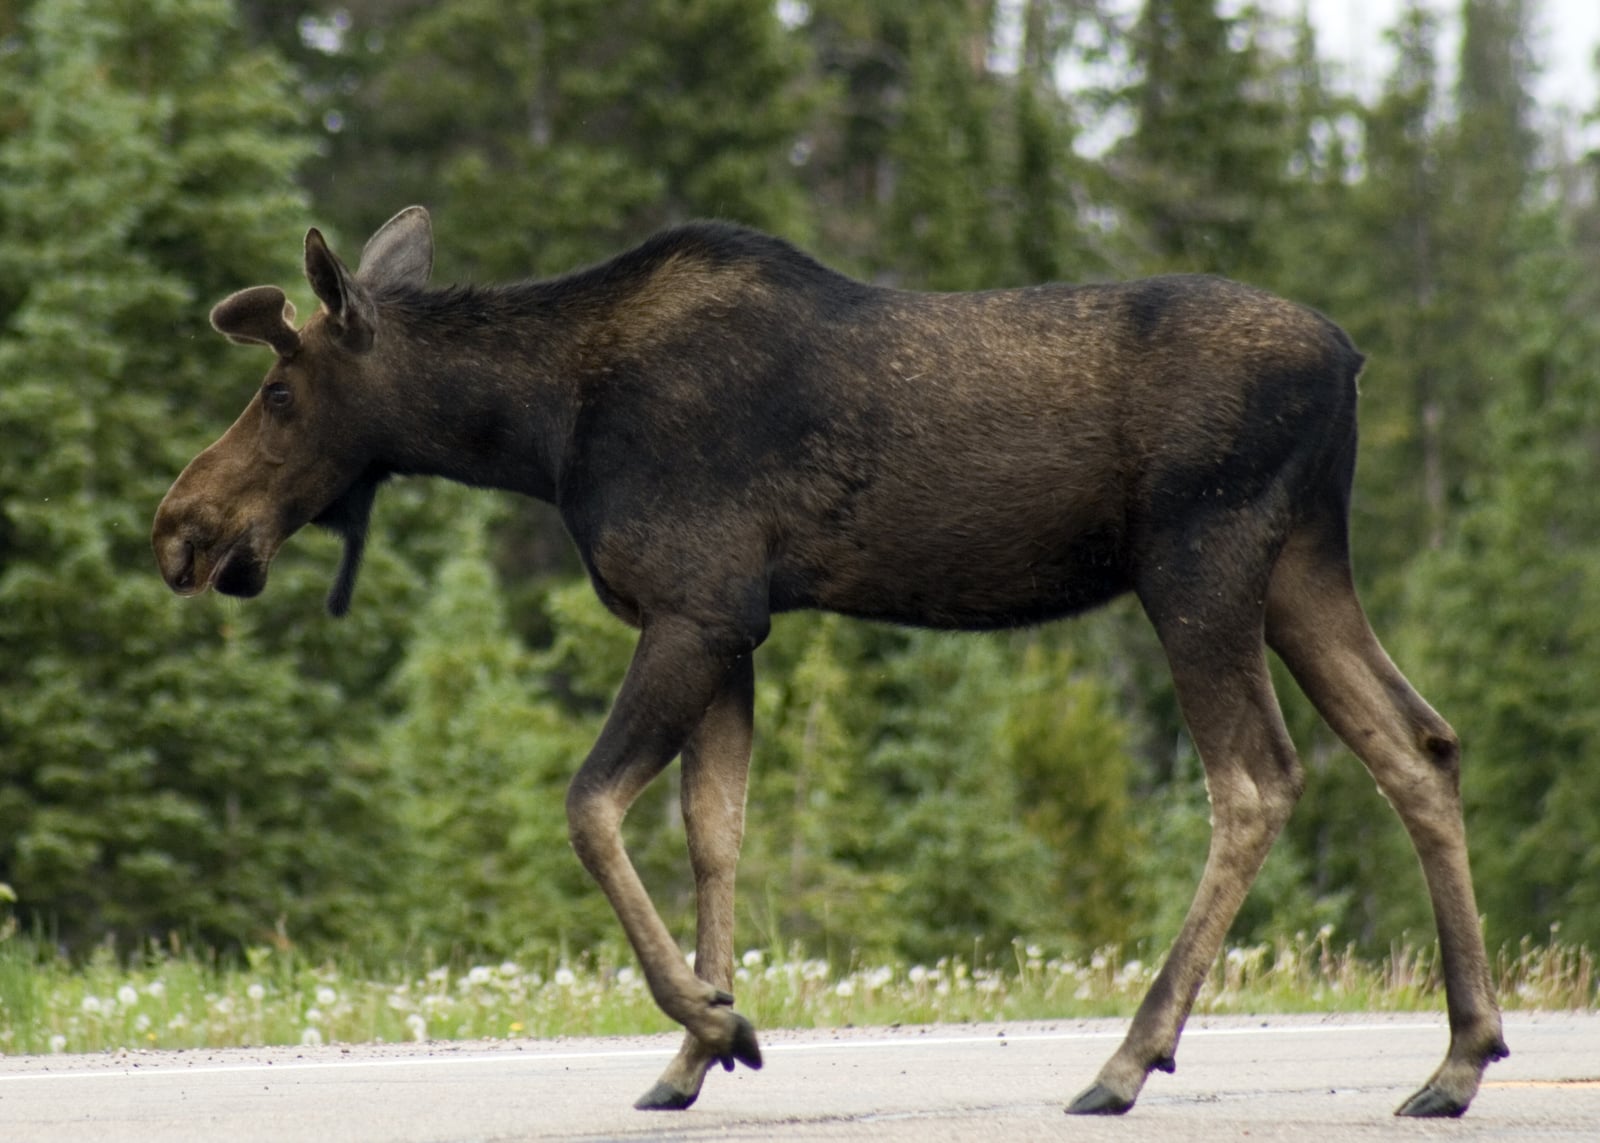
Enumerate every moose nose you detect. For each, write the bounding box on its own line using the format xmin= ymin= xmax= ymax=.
xmin=156 ymin=534 xmax=199 ymax=595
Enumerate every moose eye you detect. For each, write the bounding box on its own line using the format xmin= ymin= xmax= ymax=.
xmin=263 ymin=382 xmax=293 ymax=410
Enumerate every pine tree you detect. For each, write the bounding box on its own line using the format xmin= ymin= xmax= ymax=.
xmin=0 ymin=0 xmax=405 ymax=952
xmin=1115 ymin=0 xmax=1292 ymax=278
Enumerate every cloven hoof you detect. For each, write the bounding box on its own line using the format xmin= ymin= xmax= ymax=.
xmin=1395 ymin=1084 xmax=1471 ymax=1118
xmin=1065 ymin=1083 xmax=1136 ymax=1116
xmin=635 ymin=1081 xmax=699 ymax=1112
xmin=719 ymin=1011 xmax=763 ymax=1072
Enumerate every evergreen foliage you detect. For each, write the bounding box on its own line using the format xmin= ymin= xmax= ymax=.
xmin=2 ymin=0 xmax=1598 ymax=968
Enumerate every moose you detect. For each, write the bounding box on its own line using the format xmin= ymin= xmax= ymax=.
xmin=154 ymin=207 xmax=1507 ymax=1117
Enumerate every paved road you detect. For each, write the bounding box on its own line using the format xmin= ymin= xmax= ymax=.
xmin=1 ymin=1012 xmax=1596 ymax=1141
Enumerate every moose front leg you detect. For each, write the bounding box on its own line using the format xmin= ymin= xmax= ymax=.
xmin=636 ymin=652 xmax=756 ymax=1110
xmin=565 ymin=618 xmax=764 ymax=1108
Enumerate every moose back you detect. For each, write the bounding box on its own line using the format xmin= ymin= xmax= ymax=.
xmin=153 ymin=208 xmax=1506 ymax=1117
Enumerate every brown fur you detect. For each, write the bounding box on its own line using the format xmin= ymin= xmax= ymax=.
xmin=153 ymin=207 xmax=1505 ymax=1116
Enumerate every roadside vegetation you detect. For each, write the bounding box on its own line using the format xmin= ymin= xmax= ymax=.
xmin=1 ymin=932 xmax=1591 ymax=1057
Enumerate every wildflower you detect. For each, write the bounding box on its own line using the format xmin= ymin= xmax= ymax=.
xmin=498 ymin=962 xmax=521 ymax=978
xmin=82 ymin=995 xmax=103 ymax=1015
xmin=49 ymin=1034 xmax=67 ymax=1053
xmin=117 ymin=985 xmax=139 ymax=1008
xmin=300 ymin=1027 xmax=323 ymax=1047
xmin=405 ymin=1013 xmax=427 ymax=1042
xmin=741 ymin=949 xmax=764 ymax=970
xmin=316 ymin=986 xmax=338 ymax=1007
xmin=247 ymin=983 xmax=266 ymax=1003
xmin=835 ymin=979 xmax=855 ymax=998
xmin=144 ymin=981 xmax=166 ymax=1000
xmin=908 ymin=965 xmax=929 ymax=985
xmin=305 ymin=1007 xmax=324 ymax=1025
xmin=467 ymin=966 xmax=493 ymax=986
xmin=134 ymin=1014 xmax=151 ymax=1033
xmin=553 ymin=967 xmax=576 ymax=988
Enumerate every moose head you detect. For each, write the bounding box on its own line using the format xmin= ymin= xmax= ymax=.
xmin=152 ymin=207 xmax=434 ymax=616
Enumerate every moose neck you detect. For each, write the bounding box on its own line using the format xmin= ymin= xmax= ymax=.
xmin=365 ymin=281 xmax=595 ymax=503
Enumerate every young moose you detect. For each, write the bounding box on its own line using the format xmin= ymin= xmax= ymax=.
xmin=153 ymin=207 xmax=1507 ymax=1117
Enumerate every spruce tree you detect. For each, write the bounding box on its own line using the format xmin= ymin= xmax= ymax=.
xmin=0 ymin=0 xmax=405 ymax=952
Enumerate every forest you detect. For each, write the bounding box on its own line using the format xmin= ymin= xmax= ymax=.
xmin=1 ymin=0 xmax=1598 ymax=972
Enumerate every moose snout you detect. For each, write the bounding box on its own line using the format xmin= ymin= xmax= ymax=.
xmin=153 ymin=530 xmax=202 ymax=595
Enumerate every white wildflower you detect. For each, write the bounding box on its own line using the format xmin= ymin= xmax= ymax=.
xmin=554 ymin=967 xmax=577 ymax=988
xmin=247 ymin=983 xmax=266 ymax=1003
xmin=316 ymin=986 xmax=338 ymax=1007
xmin=300 ymin=1027 xmax=323 ymax=1047
xmin=48 ymin=1034 xmax=67 ymax=1053
xmin=741 ymin=949 xmax=764 ymax=970
xmin=117 ymin=985 xmax=139 ymax=1008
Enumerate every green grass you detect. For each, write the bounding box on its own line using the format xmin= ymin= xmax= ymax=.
xmin=0 ymin=931 xmax=1591 ymax=1057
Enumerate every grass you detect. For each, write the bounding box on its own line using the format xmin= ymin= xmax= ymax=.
xmin=0 ymin=930 xmax=1591 ymax=1057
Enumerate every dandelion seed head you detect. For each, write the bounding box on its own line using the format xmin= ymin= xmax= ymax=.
xmin=117 ymin=985 xmax=139 ymax=1007
xmin=300 ymin=1027 xmax=323 ymax=1046
xmin=741 ymin=949 xmax=764 ymax=970
xmin=48 ymin=1034 xmax=67 ymax=1053
xmin=554 ymin=967 xmax=576 ymax=988
xmin=316 ymin=987 xmax=338 ymax=1007
xmin=247 ymin=983 xmax=266 ymax=1002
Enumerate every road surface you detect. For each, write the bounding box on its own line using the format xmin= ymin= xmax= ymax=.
xmin=1 ymin=1012 xmax=1596 ymax=1141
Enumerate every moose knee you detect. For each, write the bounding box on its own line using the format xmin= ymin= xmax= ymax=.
xmin=565 ymin=783 xmax=623 ymax=870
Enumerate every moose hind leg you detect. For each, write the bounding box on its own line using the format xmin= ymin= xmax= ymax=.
xmin=1070 ymin=595 xmax=1304 ymax=1114
xmin=1265 ymin=537 xmax=1506 ymax=1116
xmin=636 ymin=654 xmax=758 ymax=1111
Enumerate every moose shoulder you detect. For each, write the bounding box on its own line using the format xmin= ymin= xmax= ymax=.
xmin=153 ymin=207 xmax=1506 ymax=1118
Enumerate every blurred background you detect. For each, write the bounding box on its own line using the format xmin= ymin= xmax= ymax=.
xmin=1 ymin=0 xmax=1598 ymax=970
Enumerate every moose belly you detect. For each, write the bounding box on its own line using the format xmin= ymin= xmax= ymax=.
xmin=772 ymin=498 xmax=1132 ymax=632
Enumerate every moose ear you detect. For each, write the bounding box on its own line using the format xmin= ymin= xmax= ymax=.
xmin=357 ymin=206 xmax=433 ymax=291
xmin=210 ymin=286 xmax=301 ymax=356
xmin=304 ymin=227 xmax=377 ymax=353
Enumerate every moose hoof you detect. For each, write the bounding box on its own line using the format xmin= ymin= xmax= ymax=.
xmin=1395 ymin=1083 xmax=1470 ymax=1118
xmin=718 ymin=1011 xmax=763 ymax=1072
xmin=635 ymin=1080 xmax=699 ymax=1111
xmin=1066 ymin=1082 xmax=1135 ymax=1116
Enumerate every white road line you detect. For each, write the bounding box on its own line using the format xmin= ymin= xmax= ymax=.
xmin=0 ymin=1020 xmax=1460 ymax=1084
